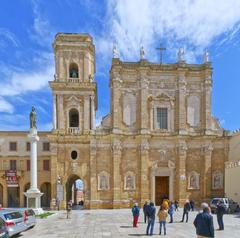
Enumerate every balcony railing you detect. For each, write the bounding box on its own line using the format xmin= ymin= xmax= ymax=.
xmin=68 ymin=78 xmax=80 ymax=83
xmin=68 ymin=127 xmax=81 ymax=135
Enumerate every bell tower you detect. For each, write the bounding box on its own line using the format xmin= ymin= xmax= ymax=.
xmin=50 ymin=33 xmax=97 ymax=134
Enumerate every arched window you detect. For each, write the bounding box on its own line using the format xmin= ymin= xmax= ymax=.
xmin=69 ymin=109 xmax=79 ymax=127
xmin=69 ymin=63 xmax=79 ymax=78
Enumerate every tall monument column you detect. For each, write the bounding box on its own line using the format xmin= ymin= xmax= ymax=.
xmin=24 ymin=106 xmax=43 ymax=214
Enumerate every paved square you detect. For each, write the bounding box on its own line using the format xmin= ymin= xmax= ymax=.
xmin=21 ymin=209 xmax=240 ymax=237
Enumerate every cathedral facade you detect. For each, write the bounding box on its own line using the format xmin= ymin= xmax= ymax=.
xmin=0 ymin=33 xmax=229 ymax=209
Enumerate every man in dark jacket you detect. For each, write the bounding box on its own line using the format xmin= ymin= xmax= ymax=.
xmin=181 ymin=199 xmax=191 ymax=222
xmin=216 ymin=200 xmax=226 ymax=230
xmin=194 ymin=203 xmax=214 ymax=238
xmin=146 ymin=202 xmax=156 ymax=236
xmin=143 ymin=201 xmax=149 ymax=223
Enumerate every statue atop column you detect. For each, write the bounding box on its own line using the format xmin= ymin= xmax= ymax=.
xmin=30 ymin=106 xmax=37 ymax=129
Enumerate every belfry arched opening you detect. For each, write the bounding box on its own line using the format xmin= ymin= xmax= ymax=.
xmin=66 ymin=175 xmax=84 ymax=209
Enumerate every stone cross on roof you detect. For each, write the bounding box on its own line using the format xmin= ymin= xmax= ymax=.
xmin=156 ymin=44 xmax=166 ymax=64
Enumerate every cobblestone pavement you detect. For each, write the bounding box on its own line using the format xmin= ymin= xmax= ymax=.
xmin=19 ymin=208 xmax=240 ymax=238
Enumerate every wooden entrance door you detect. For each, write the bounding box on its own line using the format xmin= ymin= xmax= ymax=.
xmin=155 ymin=176 xmax=169 ymax=206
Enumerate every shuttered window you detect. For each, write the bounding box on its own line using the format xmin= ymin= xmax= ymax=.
xmin=157 ymin=108 xmax=168 ymax=129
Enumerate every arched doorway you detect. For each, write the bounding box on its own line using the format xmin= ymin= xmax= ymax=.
xmin=7 ymin=187 xmax=20 ymax=207
xmin=40 ymin=182 xmax=51 ymax=209
xmin=0 ymin=184 xmax=3 ymax=206
xmin=24 ymin=183 xmax=30 ymax=207
xmin=66 ymin=175 xmax=84 ymax=210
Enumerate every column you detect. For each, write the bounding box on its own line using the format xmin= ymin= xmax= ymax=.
xmin=89 ymin=139 xmax=98 ymax=209
xmin=84 ymin=96 xmax=90 ymax=133
xmin=53 ymin=94 xmax=57 ymax=130
xmin=177 ymin=141 xmax=187 ymax=205
xmin=90 ymin=96 xmax=96 ymax=130
xmin=140 ymin=139 xmax=150 ymax=207
xmin=29 ymin=132 xmax=39 ymax=191
xmin=177 ymin=70 xmax=187 ymax=135
xmin=202 ymin=144 xmax=213 ymax=200
xmin=112 ymin=139 xmax=122 ymax=208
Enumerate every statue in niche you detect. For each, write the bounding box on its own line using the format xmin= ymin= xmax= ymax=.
xmin=30 ymin=106 xmax=37 ymax=129
xmin=125 ymin=175 xmax=135 ymax=190
xmin=213 ymin=172 xmax=222 ymax=189
xmin=189 ymin=173 xmax=199 ymax=189
xmin=99 ymin=174 xmax=108 ymax=190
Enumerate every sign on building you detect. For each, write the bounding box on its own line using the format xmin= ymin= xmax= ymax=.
xmin=5 ymin=170 xmax=18 ymax=187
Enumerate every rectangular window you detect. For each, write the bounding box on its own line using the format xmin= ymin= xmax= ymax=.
xmin=9 ymin=142 xmax=17 ymax=151
xmin=157 ymin=108 xmax=168 ymax=129
xmin=43 ymin=142 xmax=50 ymax=151
xmin=27 ymin=160 xmax=30 ymax=171
xmin=26 ymin=142 xmax=31 ymax=151
xmin=43 ymin=160 xmax=50 ymax=171
xmin=10 ymin=160 xmax=17 ymax=170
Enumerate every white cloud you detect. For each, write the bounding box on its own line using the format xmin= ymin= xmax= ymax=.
xmin=102 ymin=0 xmax=240 ymax=62
xmin=31 ymin=0 xmax=54 ymax=46
xmin=0 ymin=65 xmax=54 ymax=97
xmin=0 ymin=28 xmax=19 ymax=48
xmin=0 ymin=97 xmax=14 ymax=113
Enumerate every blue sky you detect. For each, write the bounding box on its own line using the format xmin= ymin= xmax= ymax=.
xmin=0 ymin=0 xmax=240 ymax=131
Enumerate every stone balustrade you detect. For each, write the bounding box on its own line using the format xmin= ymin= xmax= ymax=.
xmin=68 ymin=127 xmax=81 ymax=135
xmin=68 ymin=78 xmax=80 ymax=83
xmin=225 ymin=160 xmax=240 ymax=169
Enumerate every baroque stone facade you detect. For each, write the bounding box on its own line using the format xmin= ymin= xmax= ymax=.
xmin=0 ymin=33 xmax=230 ymax=209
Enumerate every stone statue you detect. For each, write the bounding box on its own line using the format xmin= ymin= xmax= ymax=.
xmin=140 ymin=46 xmax=145 ymax=60
xmin=126 ymin=175 xmax=134 ymax=189
xmin=204 ymin=50 xmax=210 ymax=63
xmin=177 ymin=47 xmax=185 ymax=62
xmin=30 ymin=106 xmax=37 ymax=129
xmin=112 ymin=44 xmax=119 ymax=58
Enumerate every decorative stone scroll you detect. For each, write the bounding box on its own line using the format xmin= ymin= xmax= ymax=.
xmin=98 ymin=171 xmax=110 ymax=190
xmin=212 ymin=171 xmax=223 ymax=189
xmin=124 ymin=171 xmax=136 ymax=190
xmin=188 ymin=171 xmax=200 ymax=190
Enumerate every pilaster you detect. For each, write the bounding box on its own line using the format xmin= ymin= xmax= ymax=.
xmin=177 ymin=69 xmax=187 ymax=135
xmin=89 ymin=139 xmax=98 ymax=209
xmin=53 ymin=94 xmax=57 ymax=130
xmin=201 ymin=144 xmax=213 ymax=200
xmin=83 ymin=95 xmax=90 ymax=133
xmin=112 ymin=139 xmax=122 ymax=208
xmin=90 ymin=95 xmax=96 ymax=130
xmin=140 ymin=72 xmax=149 ymax=134
xmin=204 ymin=67 xmax=213 ymax=134
xmin=140 ymin=139 xmax=150 ymax=206
xmin=111 ymin=75 xmax=122 ymax=133
xmin=177 ymin=141 xmax=187 ymax=205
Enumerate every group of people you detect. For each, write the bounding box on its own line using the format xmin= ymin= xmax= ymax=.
xmin=131 ymin=199 xmax=226 ymax=237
